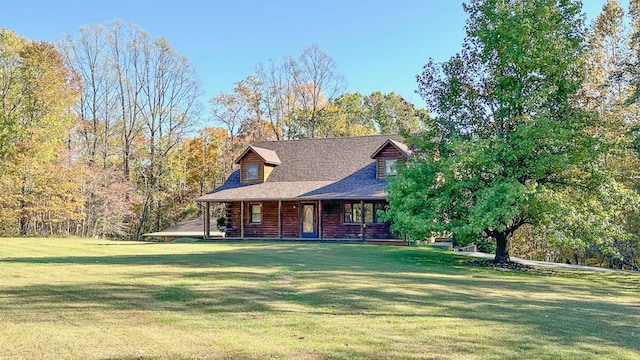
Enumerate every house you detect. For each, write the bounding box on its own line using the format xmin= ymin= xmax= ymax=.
xmin=196 ymin=134 xmax=410 ymax=242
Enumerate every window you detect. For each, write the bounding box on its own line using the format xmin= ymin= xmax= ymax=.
xmin=384 ymin=158 xmax=397 ymax=176
xmin=364 ymin=203 xmax=374 ymax=223
xmin=344 ymin=202 xmax=385 ymax=224
xmin=246 ymin=163 xmax=258 ymax=180
xmin=250 ymin=204 xmax=262 ymax=223
xmin=344 ymin=203 xmax=353 ymax=223
xmin=374 ymin=202 xmax=385 ymax=223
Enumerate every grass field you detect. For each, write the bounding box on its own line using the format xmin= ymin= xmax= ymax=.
xmin=0 ymin=238 xmax=638 ymax=359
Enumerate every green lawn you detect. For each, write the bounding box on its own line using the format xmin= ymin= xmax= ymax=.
xmin=0 ymin=238 xmax=638 ymax=359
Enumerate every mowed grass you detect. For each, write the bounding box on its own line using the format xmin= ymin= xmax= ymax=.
xmin=0 ymin=238 xmax=638 ymax=360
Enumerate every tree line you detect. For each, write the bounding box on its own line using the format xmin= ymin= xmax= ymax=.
xmin=0 ymin=22 xmax=426 ymax=239
xmin=383 ymin=0 xmax=640 ymax=270
xmin=3 ymin=0 xmax=638 ymax=271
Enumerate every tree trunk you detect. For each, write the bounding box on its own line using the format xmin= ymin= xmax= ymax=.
xmin=494 ymin=232 xmax=510 ymax=264
xmin=19 ymin=181 xmax=28 ymax=236
xmin=19 ymin=199 xmax=28 ymax=236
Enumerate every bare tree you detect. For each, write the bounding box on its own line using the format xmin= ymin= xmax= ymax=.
xmin=60 ymin=22 xmax=202 ymax=239
xmin=285 ymin=44 xmax=346 ymax=138
xmin=107 ymin=21 xmax=145 ymax=179
xmin=136 ymin=35 xmax=202 ymax=236
xmin=255 ymin=59 xmax=293 ymax=140
xmin=60 ymin=24 xmax=116 ymax=167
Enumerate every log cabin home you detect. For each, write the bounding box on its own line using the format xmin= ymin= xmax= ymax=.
xmin=197 ymin=135 xmax=410 ymax=242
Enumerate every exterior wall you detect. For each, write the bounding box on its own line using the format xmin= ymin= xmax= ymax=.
xmin=282 ymin=201 xmax=300 ymax=238
xmin=223 ymin=201 xmax=279 ymax=237
xmin=375 ymin=145 xmax=406 ymax=179
xmin=239 ymin=152 xmax=264 ymax=183
xmin=223 ymin=200 xmax=396 ymax=239
xmin=321 ymin=200 xmax=360 ymax=238
xmin=245 ymin=201 xmax=279 ymax=237
xmin=321 ymin=200 xmax=396 ymax=239
xmin=226 ymin=202 xmax=242 ymax=237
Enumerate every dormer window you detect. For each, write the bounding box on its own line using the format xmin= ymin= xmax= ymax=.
xmin=371 ymin=138 xmax=410 ymax=179
xmin=246 ymin=163 xmax=259 ymax=180
xmin=235 ymin=145 xmax=281 ymax=183
xmin=384 ymin=158 xmax=397 ymax=176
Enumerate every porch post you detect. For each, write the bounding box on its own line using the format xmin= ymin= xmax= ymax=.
xmin=240 ymin=201 xmax=245 ymax=239
xmin=204 ymin=202 xmax=211 ymax=240
xmin=278 ymin=200 xmax=283 ymax=239
xmin=360 ymin=200 xmax=365 ymax=241
xmin=318 ymin=200 xmax=323 ymax=239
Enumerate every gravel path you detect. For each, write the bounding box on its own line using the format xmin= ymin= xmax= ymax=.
xmin=457 ymin=251 xmax=620 ymax=273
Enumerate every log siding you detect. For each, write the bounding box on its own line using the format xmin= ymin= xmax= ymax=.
xmin=239 ymin=152 xmax=264 ymax=183
xmin=222 ymin=200 xmax=396 ymax=239
xmin=375 ymin=145 xmax=406 ymax=179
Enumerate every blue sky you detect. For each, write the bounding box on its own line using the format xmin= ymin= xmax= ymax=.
xmin=0 ymin=0 xmax=624 ymax=108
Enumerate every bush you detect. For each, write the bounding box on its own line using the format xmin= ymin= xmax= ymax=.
xmin=476 ymin=237 xmax=496 ymax=254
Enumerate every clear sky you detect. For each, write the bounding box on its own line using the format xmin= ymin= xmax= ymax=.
xmin=0 ymin=0 xmax=624 ymax=108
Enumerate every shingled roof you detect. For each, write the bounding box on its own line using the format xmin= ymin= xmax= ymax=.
xmin=197 ymin=134 xmax=406 ymax=202
xmin=371 ymin=139 xmax=412 ymax=159
xmin=234 ymin=145 xmax=282 ymax=165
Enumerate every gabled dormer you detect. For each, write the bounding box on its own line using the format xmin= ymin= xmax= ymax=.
xmin=370 ymin=139 xmax=411 ymax=179
xmin=235 ymin=145 xmax=281 ymax=183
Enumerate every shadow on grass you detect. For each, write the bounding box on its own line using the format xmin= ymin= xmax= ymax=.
xmin=0 ymin=243 xmax=348 ymax=268
xmin=1 ymin=243 xmax=639 ymax=359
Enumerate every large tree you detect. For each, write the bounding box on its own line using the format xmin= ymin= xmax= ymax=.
xmin=383 ymin=0 xmax=637 ymax=264
xmin=0 ymin=30 xmax=82 ymax=236
xmin=580 ymin=0 xmax=640 ymax=268
xmin=365 ymin=91 xmax=427 ymax=134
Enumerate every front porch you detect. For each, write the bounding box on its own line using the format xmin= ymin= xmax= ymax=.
xmin=202 ymin=236 xmax=410 ymax=246
xmin=202 ymin=199 xmax=398 ymax=241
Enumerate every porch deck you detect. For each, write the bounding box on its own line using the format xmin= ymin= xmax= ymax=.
xmin=203 ymin=237 xmax=410 ymax=246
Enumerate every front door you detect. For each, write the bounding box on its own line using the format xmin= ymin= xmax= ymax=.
xmin=301 ymin=203 xmax=317 ymax=238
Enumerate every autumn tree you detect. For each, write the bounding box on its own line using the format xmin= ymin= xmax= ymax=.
xmin=61 ymin=22 xmax=202 ymax=238
xmin=0 ymin=29 xmax=25 ymax=163
xmin=383 ymin=0 xmax=637 ymax=264
xmin=511 ymin=0 xmax=640 ymax=267
xmin=184 ymin=127 xmax=231 ymax=198
xmin=366 ymin=91 xmax=427 ymax=134
xmin=319 ymin=92 xmax=428 ymax=137
xmin=320 ymin=92 xmax=376 ymax=137
xmin=214 ymin=45 xmax=426 ymax=143
xmin=0 ymin=30 xmax=82 ymax=236
xmin=134 ymin=36 xmax=201 ymax=236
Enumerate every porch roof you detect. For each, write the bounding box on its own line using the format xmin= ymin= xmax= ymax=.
xmin=196 ymin=175 xmax=389 ymax=202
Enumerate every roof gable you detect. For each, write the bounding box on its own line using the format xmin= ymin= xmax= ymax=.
xmin=370 ymin=139 xmax=411 ymax=159
xmin=234 ymin=146 xmax=282 ymax=166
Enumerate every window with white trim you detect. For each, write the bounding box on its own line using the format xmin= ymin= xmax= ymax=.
xmin=384 ymin=158 xmax=397 ymax=176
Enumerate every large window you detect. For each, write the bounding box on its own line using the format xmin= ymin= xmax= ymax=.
xmin=250 ymin=203 xmax=262 ymax=223
xmin=384 ymin=158 xmax=397 ymax=176
xmin=344 ymin=202 xmax=385 ymax=224
xmin=246 ymin=163 xmax=259 ymax=180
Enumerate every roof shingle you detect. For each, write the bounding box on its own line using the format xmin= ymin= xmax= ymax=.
xmin=234 ymin=145 xmax=282 ymax=165
xmin=198 ymin=134 xmax=405 ymax=202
